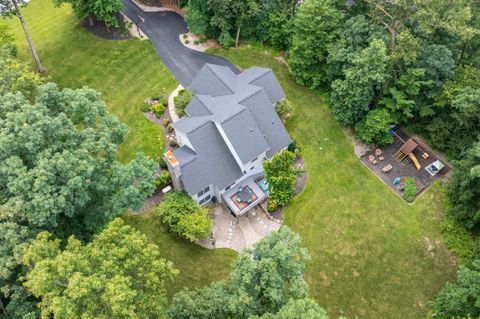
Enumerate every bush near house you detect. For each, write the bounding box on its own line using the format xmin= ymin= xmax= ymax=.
xmin=275 ymin=98 xmax=293 ymax=123
xmin=156 ymin=192 xmax=213 ymax=241
xmin=263 ymin=150 xmax=297 ymax=207
xmin=403 ymin=177 xmax=417 ymax=202
xmin=152 ymin=102 xmax=166 ymax=118
xmin=174 ymin=89 xmax=193 ymax=117
xmin=154 ymin=171 xmax=171 ymax=188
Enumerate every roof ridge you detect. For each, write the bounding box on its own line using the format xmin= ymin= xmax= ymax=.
xmin=237 ymin=84 xmax=263 ymax=105
xmin=205 ymin=64 xmax=235 ymax=93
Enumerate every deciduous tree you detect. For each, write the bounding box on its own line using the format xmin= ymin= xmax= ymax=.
xmin=22 ymin=218 xmax=178 ymax=319
xmin=252 ymin=298 xmax=331 ymax=319
xmin=331 ymin=38 xmax=388 ymax=126
xmin=156 ymin=192 xmax=212 ymax=241
xmin=447 ymin=142 xmax=480 ymax=229
xmin=263 ymin=150 xmax=297 ymax=206
xmin=355 ymin=108 xmax=393 ymax=145
xmin=287 ymin=0 xmax=343 ymax=88
xmin=169 ymin=227 xmax=313 ymax=319
xmin=0 ymin=83 xmax=156 ymax=236
xmin=431 ymin=259 xmax=480 ymax=319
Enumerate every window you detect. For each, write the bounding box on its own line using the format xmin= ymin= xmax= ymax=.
xmin=199 ymin=195 xmax=211 ymax=205
xmin=252 ymin=157 xmax=258 ymax=162
xmin=250 ymin=166 xmax=255 ymax=170
xmin=197 ymin=186 xmax=210 ymax=198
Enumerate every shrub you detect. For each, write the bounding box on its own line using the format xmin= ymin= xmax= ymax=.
xmin=185 ymin=40 xmax=190 ymax=44
xmin=275 ymin=99 xmax=293 ymax=122
xmin=403 ymin=177 xmax=417 ymax=202
xmin=267 ymin=199 xmax=278 ymax=212
xmin=167 ymin=124 xmax=174 ymax=132
xmin=263 ymin=150 xmax=297 ymax=206
xmin=199 ymin=37 xmax=208 ymax=44
xmin=194 ymin=40 xmax=200 ymax=45
xmin=176 ymin=208 xmax=213 ymax=242
xmin=152 ymin=103 xmax=165 ymax=118
xmin=170 ymin=139 xmax=178 ymax=147
xmin=162 ymin=118 xmax=170 ymax=126
xmin=154 ymin=171 xmax=171 ymax=188
xmin=140 ymin=102 xmax=151 ymax=112
xmin=288 ymin=139 xmax=301 ymax=156
xmin=156 ymin=192 xmax=213 ymax=241
xmin=183 ymin=34 xmax=188 ymax=39
xmin=159 ymin=97 xmax=168 ymax=106
xmin=159 ymin=157 xmax=168 ymax=169
xmin=174 ymin=89 xmax=193 ymax=117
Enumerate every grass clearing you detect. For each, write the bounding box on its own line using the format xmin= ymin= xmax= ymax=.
xmin=208 ymin=45 xmax=457 ymax=319
xmin=5 ymin=0 xmax=236 ymax=294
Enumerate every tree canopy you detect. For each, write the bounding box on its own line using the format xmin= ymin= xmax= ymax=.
xmin=263 ymin=150 xmax=297 ymax=207
xmin=431 ymin=259 xmax=480 ymax=319
xmin=22 ymin=218 xmax=178 ymax=319
xmin=287 ymin=0 xmax=343 ymax=88
xmin=156 ymin=192 xmax=213 ymax=241
xmin=0 ymin=80 xmax=157 ymax=318
xmin=54 ymin=0 xmax=123 ymax=28
xmin=0 ymin=83 xmax=156 ymax=235
xmin=168 ymin=227 xmax=324 ymax=319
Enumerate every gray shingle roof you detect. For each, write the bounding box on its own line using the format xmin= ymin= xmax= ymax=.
xmin=175 ymin=122 xmax=243 ymax=195
xmin=221 ymin=109 xmax=270 ymax=164
xmin=174 ymin=64 xmax=291 ymax=196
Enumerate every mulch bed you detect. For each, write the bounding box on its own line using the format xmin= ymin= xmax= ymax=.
xmin=81 ymin=13 xmax=131 ymax=40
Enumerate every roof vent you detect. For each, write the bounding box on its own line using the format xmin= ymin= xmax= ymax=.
xmin=250 ymin=128 xmax=254 ymax=132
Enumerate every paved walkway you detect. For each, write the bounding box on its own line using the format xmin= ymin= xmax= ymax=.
xmin=198 ymin=204 xmax=281 ymax=252
xmin=121 ymin=0 xmax=239 ymax=87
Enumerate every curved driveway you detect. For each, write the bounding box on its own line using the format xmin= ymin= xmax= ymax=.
xmin=122 ymin=0 xmax=239 ymax=87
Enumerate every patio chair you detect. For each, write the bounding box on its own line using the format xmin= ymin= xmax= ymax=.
xmin=375 ymin=148 xmax=383 ymax=156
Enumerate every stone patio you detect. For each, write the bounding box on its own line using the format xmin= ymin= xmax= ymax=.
xmin=197 ymin=204 xmax=281 ymax=252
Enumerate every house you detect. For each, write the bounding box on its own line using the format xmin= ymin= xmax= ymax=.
xmin=164 ymin=63 xmax=292 ymax=216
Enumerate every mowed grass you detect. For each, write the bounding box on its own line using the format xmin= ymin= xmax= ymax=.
xmin=5 ymin=0 xmax=176 ymax=162
xmin=6 ymin=0 xmax=236 ymax=295
xmin=122 ymin=210 xmax=236 ymax=296
xmin=209 ymin=45 xmax=457 ymax=319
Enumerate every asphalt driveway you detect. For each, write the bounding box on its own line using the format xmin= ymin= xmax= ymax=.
xmin=122 ymin=0 xmax=240 ymax=87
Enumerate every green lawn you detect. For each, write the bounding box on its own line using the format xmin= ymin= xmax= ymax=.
xmin=5 ymin=0 xmax=236 ymax=295
xmin=208 ymin=45 xmax=457 ymax=319
xmin=6 ymin=2 xmax=458 ymax=318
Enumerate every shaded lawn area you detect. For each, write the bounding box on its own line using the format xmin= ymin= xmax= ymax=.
xmin=208 ymin=45 xmax=457 ymax=319
xmin=6 ymin=0 xmax=236 ymax=295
